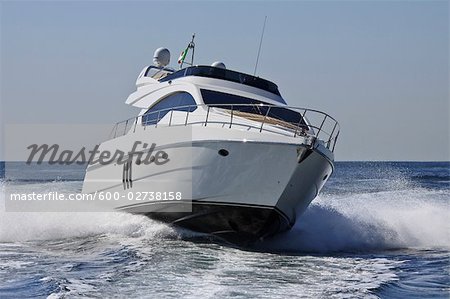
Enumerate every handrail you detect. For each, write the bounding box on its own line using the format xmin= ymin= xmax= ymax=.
xmin=229 ymin=105 xmax=234 ymax=128
xmin=109 ymin=103 xmax=340 ymax=152
xmin=260 ymin=106 xmax=271 ymax=132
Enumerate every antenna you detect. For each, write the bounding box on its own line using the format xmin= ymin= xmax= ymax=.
xmin=253 ymin=16 xmax=267 ymax=76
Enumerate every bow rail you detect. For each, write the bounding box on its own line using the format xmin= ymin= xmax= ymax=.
xmin=109 ymin=104 xmax=340 ymax=152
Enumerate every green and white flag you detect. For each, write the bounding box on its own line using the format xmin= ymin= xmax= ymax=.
xmin=178 ymin=47 xmax=188 ymax=64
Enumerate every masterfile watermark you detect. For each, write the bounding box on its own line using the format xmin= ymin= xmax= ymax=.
xmin=3 ymin=124 xmax=194 ymax=212
xmin=5 ymin=189 xmax=190 ymax=212
xmin=9 ymin=191 xmax=183 ymax=201
xmin=26 ymin=141 xmax=169 ymax=166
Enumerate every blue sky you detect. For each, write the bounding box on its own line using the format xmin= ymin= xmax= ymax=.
xmin=1 ymin=0 xmax=448 ymax=161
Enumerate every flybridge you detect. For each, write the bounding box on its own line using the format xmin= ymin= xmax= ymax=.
xmin=158 ymin=66 xmax=282 ymax=98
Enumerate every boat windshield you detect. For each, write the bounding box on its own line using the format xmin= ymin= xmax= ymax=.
xmin=201 ymin=89 xmax=308 ymax=129
xmin=160 ymin=66 xmax=284 ymax=101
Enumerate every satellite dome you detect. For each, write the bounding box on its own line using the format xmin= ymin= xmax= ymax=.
xmin=153 ymin=48 xmax=170 ymax=67
xmin=211 ymin=61 xmax=226 ymax=69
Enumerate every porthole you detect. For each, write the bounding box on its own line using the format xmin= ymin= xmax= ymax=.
xmin=218 ymin=149 xmax=229 ymax=157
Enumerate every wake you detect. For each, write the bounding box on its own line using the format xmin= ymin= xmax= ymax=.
xmin=258 ymin=188 xmax=450 ymax=253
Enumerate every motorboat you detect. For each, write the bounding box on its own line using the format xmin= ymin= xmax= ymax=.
xmin=82 ymin=41 xmax=340 ymax=244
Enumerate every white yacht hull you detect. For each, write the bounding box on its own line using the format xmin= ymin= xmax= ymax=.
xmin=82 ymin=125 xmax=333 ymax=243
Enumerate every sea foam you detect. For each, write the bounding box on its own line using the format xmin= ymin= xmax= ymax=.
xmin=1 ymin=180 xmax=449 ymax=253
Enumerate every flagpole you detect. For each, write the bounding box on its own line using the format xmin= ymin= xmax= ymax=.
xmin=179 ymin=34 xmax=196 ymax=69
xmin=190 ymin=33 xmax=195 ymax=66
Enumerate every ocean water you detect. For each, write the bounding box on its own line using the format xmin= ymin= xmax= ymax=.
xmin=0 ymin=161 xmax=449 ymax=298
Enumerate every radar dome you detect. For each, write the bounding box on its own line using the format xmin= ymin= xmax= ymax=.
xmin=153 ymin=48 xmax=170 ymax=67
xmin=211 ymin=61 xmax=226 ymax=69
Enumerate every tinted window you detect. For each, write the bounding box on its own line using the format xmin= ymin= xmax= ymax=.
xmin=201 ymin=89 xmax=308 ymax=128
xmin=160 ymin=66 xmax=284 ymax=100
xmin=142 ymin=92 xmax=196 ymax=125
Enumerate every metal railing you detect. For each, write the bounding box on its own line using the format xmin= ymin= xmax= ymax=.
xmin=109 ymin=104 xmax=340 ymax=152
